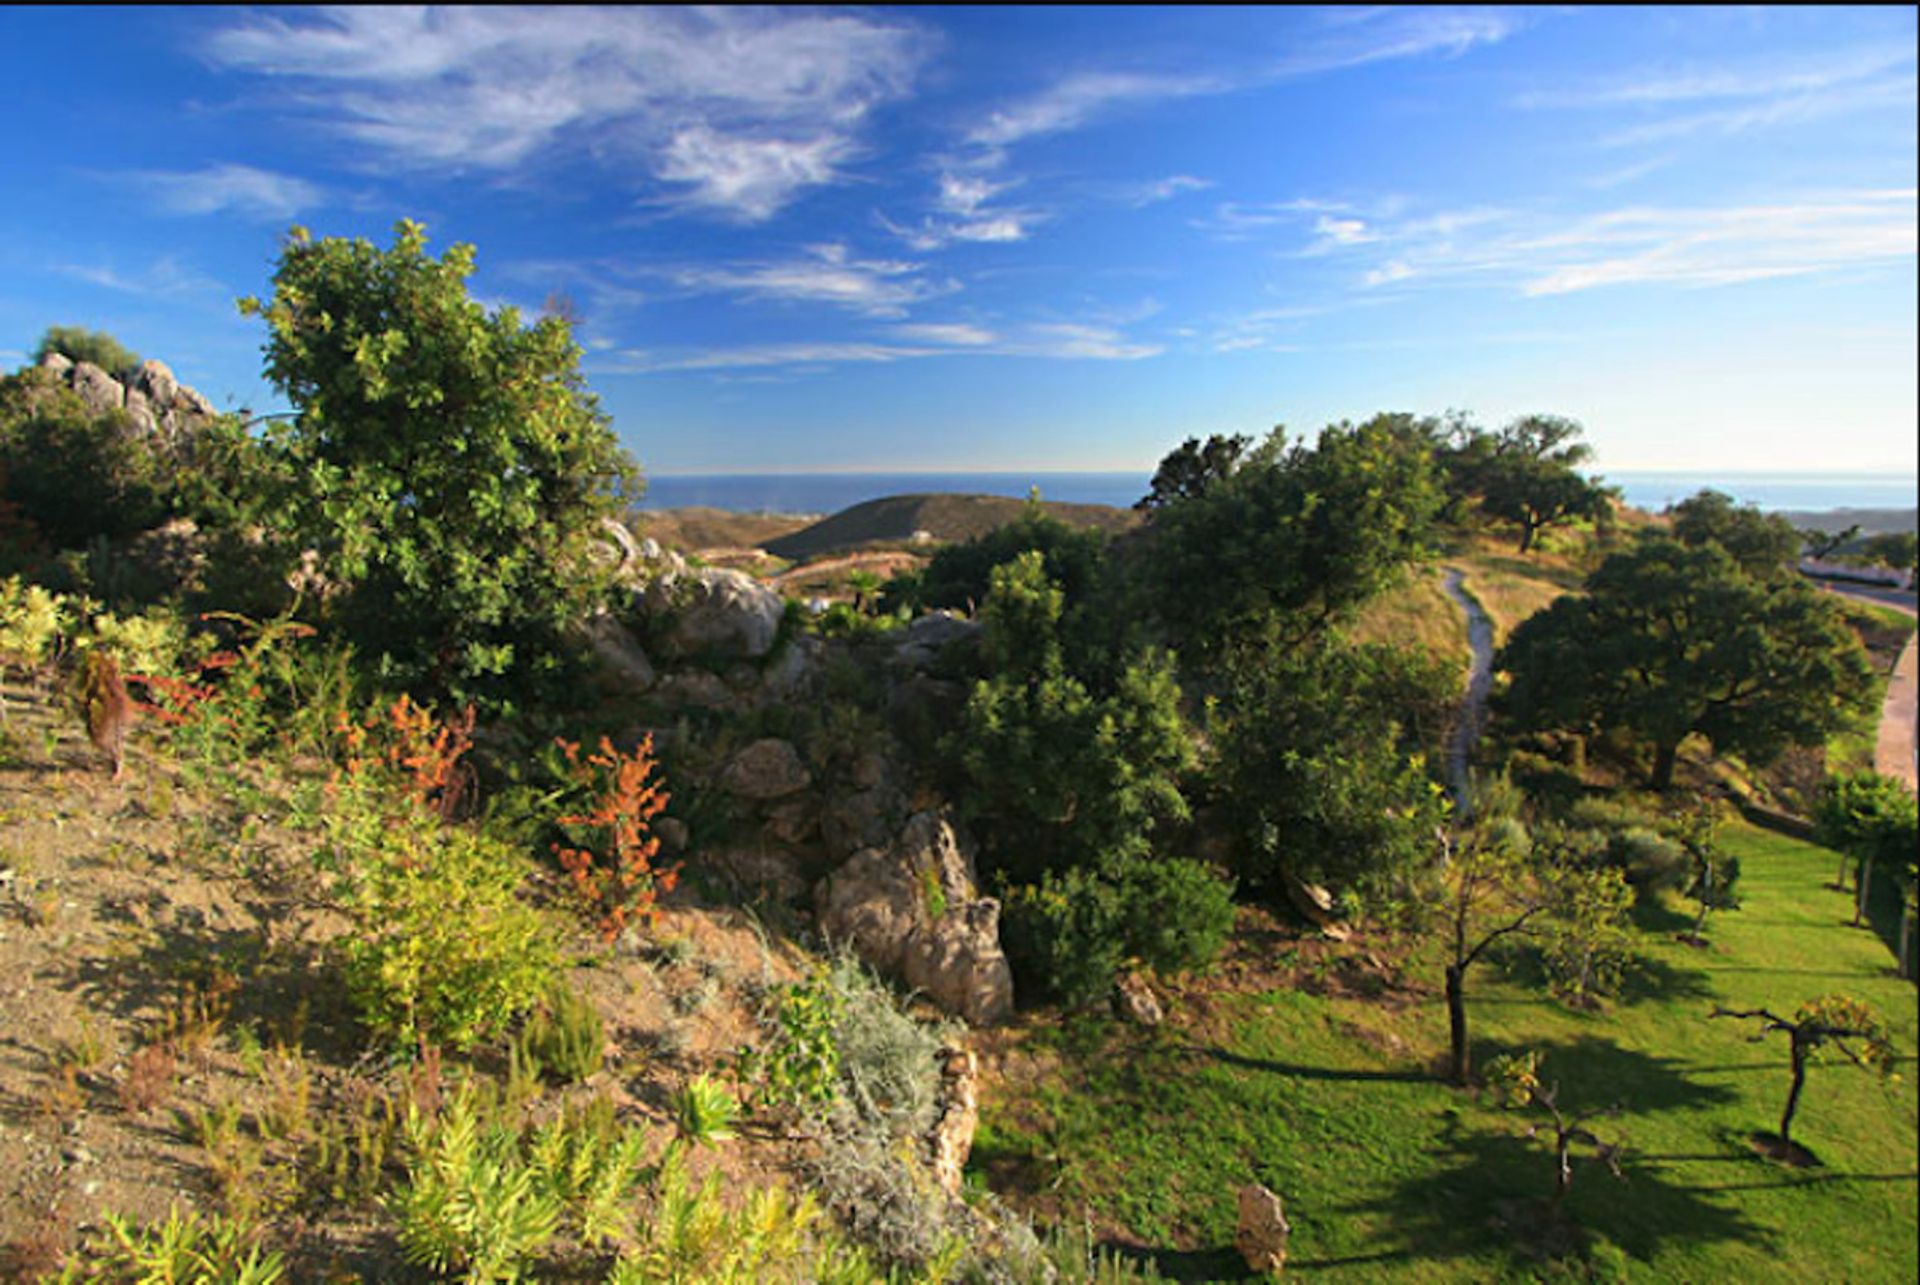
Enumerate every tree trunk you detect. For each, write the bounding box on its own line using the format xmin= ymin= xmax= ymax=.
xmin=1779 ymin=1036 xmax=1808 ymax=1146
xmin=1445 ymin=963 xmax=1470 ymax=1084
xmin=1553 ymin=1133 xmax=1574 ymax=1203
xmin=1853 ymin=854 xmax=1874 ymax=928
xmin=1517 ymin=521 xmax=1536 ymax=554
xmin=1650 ymin=741 xmax=1679 ymax=792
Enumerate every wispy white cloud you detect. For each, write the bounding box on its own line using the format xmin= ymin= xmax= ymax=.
xmin=1264 ymin=189 xmax=1918 ymax=296
xmin=665 ymin=243 xmax=953 ymax=316
xmin=611 ymin=316 xmax=1159 ymax=373
xmin=890 ymin=322 xmax=997 ymax=346
xmin=1272 ymin=7 xmax=1521 ymax=78
xmin=1123 ymin=174 xmax=1213 ymax=207
xmin=205 ymin=7 xmax=927 ymax=221
xmin=55 ymin=256 xmax=228 ymax=298
xmin=129 ymin=163 xmax=322 ymax=218
xmin=1514 ymin=45 xmax=1917 ymax=149
xmin=880 ymin=170 xmax=1045 ymax=249
xmin=967 ymin=71 xmax=1222 ymax=150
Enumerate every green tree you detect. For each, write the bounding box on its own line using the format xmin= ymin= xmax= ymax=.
xmin=1474 ymin=415 xmax=1615 ymax=554
xmin=906 ymin=498 xmax=1108 ymax=618
xmin=1711 ymin=996 xmax=1896 ymax=1151
xmin=1142 ymin=416 xmax=1443 ymax=660
xmin=239 ymin=221 xmax=636 ymax=709
xmin=1862 ymin=530 xmax=1917 ymax=573
xmin=1668 ymin=489 xmax=1801 ymax=581
xmin=1497 ymin=538 xmax=1874 ymax=790
xmin=1135 ymin=432 xmax=1252 ymax=511
xmin=1813 ymin=770 xmax=1918 ymax=929
xmin=0 ymin=368 xmax=167 ymax=547
xmin=33 ymin=324 xmax=142 ymax=377
xmin=1799 ymin=523 xmax=1860 ymax=561
xmin=948 ymin=551 xmax=1194 ymax=885
xmin=1212 ymin=640 xmax=1451 ymax=900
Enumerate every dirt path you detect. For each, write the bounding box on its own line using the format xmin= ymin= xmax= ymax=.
xmin=1440 ymin=567 xmax=1496 ymax=812
xmin=1822 ymin=583 xmax=1917 ymax=792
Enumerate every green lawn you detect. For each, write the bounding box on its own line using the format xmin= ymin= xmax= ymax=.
xmin=973 ymin=823 xmax=1918 ymax=1281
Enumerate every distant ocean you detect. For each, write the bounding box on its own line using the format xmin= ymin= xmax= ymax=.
xmin=634 ymin=470 xmax=1917 ymax=517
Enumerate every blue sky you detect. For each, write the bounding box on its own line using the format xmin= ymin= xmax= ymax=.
xmin=1 ymin=6 xmax=1914 ymax=476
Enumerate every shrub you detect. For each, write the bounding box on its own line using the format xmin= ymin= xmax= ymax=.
xmin=1118 ymin=858 xmax=1236 ymax=974
xmin=825 ymin=953 xmax=948 ymax=1140
xmin=1601 ymin=826 xmax=1690 ymax=893
xmin=672 ymin=1075 xmax=740 ymax=1147
xmin=514 ymin=979 xmax=606 ymax=1085
xmin=239 ymin=220 xmax=638 ymax=712
xmin=34 ymin=325 xmax=142 ymax=377
xmin=999 ymin=869 xmax=1126 ymax=1009
xmin=738 ymin=966 xmax=845 ymax=1113
xmin=52 ymin=1205 xmax=284 ymax=1285
xmin=0 ymin=368 xmax=168 ymax=548
xmin=551 ymin=734 xmax=676 ymax=941
xmin=338 ymin=818 xmax=557 ymax=1050
xmin=390 ymin=1084 xmax=647 ymax=1279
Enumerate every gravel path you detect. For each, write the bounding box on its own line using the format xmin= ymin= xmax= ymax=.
xmin=1441 ymin=567 xmax=1496 ymax=813
xmin=1821 ymin=582 xmax=1917 ymax=791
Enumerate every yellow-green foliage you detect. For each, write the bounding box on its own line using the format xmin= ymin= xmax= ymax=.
xmin=389 ymin=1083 xmax=648 ymax=1282
xmin=515 ymin=979 xmax=606 ymax=1084
xmin=0 ymin=575 xmax=73 ymax=672
xmin=52 ymin=1205 xmax=286 ymax=1284
xmin=612 ymin=1144 xmax=876 ymax=1284
xmin=78 ymin=606 xmax=189 ymax=676
xmin=338 ymin=815 xmax=557 ymax=1050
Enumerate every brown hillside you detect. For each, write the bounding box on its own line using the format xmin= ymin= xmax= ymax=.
xmin=633 ymin=506 xmax=818 ymax=552
xmin=763 ymin=493 xmax=1139 ymax=561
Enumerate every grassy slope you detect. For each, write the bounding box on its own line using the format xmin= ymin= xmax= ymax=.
xmin=1346 ymin=565 xmax=1472 ymax=671
xmin=763 ymin=494 xmax=1139 ymax=561
xmin=974 ymin=825 xmax=1918 ymax=1282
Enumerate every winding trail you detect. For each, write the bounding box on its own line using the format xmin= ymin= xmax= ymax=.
xmin=1441 ymin=567 xmax=1497 ymax=812
xmin=1816 ymin=583 xmax=1917 ymax=792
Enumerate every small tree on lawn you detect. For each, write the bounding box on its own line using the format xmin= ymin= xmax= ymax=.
xmin=1813 ymin=771 xmax=1918 ymax=929
xmin=1436 ymin=775 xmax=1550 ymax=1085
xmin=1484 ymin=1051 xmax=1627 ymax=1205
xmin=1711 ymin=996 xmax=1897 ymax=1153
xmin=1674 ymin=797 xmax=1741 ymax=943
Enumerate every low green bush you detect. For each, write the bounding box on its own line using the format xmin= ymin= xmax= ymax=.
xmin=52 ymin=1205 xmax=285 ymax=1284
xmin=338 ymin=818 xmax=557 ymax=1050
xmin=999 ymin=869 xmax=1126 ymax=1010
xmin=514 ymin=979 xmax=606 ymax=1084
xmin=1118 ymin=858 xmax=1236 ymax=975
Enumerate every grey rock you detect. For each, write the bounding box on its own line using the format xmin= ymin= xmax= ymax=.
xmin=653 ymin=670 xmax=734 ymax=711
xmin=69 ymin=361 xmax=124 ymax=416
xmin=590 ymin=517 xmax=643 ymax=580
xmin=1112 ymin=972 xmax=1165 ymax=1026
xmin=927 ymin=1044 xmax=979 ymax=1196
xmin=723 ymin=738 xmax=811 ymax=800
xmin=1235 ymin=1184 xmax=1291 ymax=1276
xmin=581 ymin=611 xmax=656 ymax=689
xmin=124 ymin=387 xmax=158 ymax=435
xmin=759 ymin=635 xmax=821 ymax=700
xmin=132 ymin=358 xmax=179 ymax=408
xmin=38 ymin=351 xmax=73 ymax=376
xmin=821 ymin=784 xmax=906 ymax=860
xmin=817 ymin=811 xmax=1014 ymax=1025
xmin=762 ymin=799 xmax=818 ymax=847
xmin=177 ymin=383 xmax=216 ymax=418
xmin=713 ymin=846 xmax=808 ymax=904
xmin=645 ymin=566 xmax=784 ymax=660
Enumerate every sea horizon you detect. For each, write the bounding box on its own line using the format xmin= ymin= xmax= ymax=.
xmin=633 ymin=469 xmax=1918 ymax=518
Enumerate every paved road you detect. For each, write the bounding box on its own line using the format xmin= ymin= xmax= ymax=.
xmin=1822 ymin=582 xmax=1917 ymax=791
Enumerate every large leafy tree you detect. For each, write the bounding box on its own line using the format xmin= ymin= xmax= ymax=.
xmin=1135 ymin=432 xmax=1252 ymax=511
xmin=1498 ymin=538 xmax=1874 ymax=790
xmin=1142 ymin=416 xmax=1444 ymax=660
xmin=949 ymin=551 xmax=1194 ymax=884
xmin=240 ymin=221 xmax=636 ymax=708
xmin=1668 ymin=489 xmax=1801 ymax=581
xmin=1473 ymin=414 xmax=1615 ymax=553
xmin=1212 ymin=640 xmax=1451 ymax=900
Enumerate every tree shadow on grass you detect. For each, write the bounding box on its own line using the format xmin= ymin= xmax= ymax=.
xmin=1479 ymin=1034 xmax=1740 ymax=1116
xmin=1343 ymin=1110 xmax=1775 ymax=1272
xmin=1616 ymin=951 xmax=1717 ymax=1006
xmin=1177 ymin=1042 xmax=1430 ymax=1084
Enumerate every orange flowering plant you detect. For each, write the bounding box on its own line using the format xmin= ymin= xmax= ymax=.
xmin=551 ymin=734 xmax=675 ymax=941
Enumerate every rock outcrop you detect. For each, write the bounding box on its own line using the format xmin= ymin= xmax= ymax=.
xmin=927 ymin=1044 xmax=980 ymax=1196
xmin=722 ymin=738 xmax=812 ymax=800
xmin=817 ymin=811 xmax=1014 ymax=1025
xmin=643 ymin=566 xmax=785 ymax=660
xmin=36 ymin=353 xmax=220 ymax=446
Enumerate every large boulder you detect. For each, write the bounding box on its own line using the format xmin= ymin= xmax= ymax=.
xmin=893 ymin=610 xmax=981 ymax=669
xmin=130 ymin=358 xmax=180 ymax=410
xmin=580 ymin=611 xmax=656 ymax=689
xmin=68 ymin=361 xmax=124 ymax=417
xmin=1235 ymin=1184 xmax=1291 ymax=1276
xmin=644 ymin=566 xmax=784 ymax=660
xmin=817 ymin=811 xmax=1014 ymax=1025
xmin=722 ymin=738 xmax=812 ymax=800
